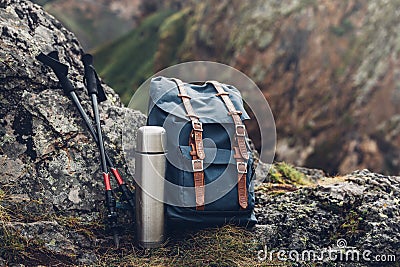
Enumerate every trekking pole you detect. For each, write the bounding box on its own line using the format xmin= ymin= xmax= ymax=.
xmin=80 ymin=53 xmax=121 ymax=247
xmin=36 ymin=51 xmax=135 ymax=210
xmin=36 ymin=51 xmax=129 ymax=247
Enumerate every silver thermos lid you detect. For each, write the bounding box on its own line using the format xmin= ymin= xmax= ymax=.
xmin=136 ymin=126 xmax=166 ymax=153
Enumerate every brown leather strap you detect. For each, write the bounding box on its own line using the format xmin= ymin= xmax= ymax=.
xmin=171 ymin=78 xmax=205 ymax=210
xmin=209 ymin=81 xmax=249 ymax=209
xmin=189 ymin=135 xmax=205 ymax=210
xmin=208 ymin=81 xmax=249 ymax=160
xmin=172 ymin=78 xmax=205 ymax=159
xmin=234 ymin=147 xmax=248 ymax=209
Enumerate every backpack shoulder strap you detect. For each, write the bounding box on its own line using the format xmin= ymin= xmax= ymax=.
xmin=170 ymin=78 xmax=205 ymax=211
xmin=207 ymin=80 xmax=249 ymax=209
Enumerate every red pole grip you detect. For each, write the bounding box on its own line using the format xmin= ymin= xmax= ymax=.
xmin=103 ymin=172 xmax=112 ymax=190
xmin=111 ymin=168 xmax=124 ymax=186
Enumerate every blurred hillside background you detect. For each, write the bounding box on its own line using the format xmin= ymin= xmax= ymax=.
xmin=32 ymin=0 xmax=400 ymax=176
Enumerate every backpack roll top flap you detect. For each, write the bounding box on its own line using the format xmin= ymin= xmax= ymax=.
xmin=149 ymin=76 xmax=250 ymax=124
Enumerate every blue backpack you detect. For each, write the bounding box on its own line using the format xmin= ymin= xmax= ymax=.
xmin=147 ymin=77 xmax=257 ymax=227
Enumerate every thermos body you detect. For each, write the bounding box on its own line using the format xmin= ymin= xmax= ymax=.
xmin=135 ymin=126 xmax=166 ymax=248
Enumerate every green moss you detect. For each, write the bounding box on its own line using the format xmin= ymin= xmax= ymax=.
xmin=270 ymin=162 xmax=312 ymax=186
xmin=268 ymin=165 xmax=286 ymax=184
xmin=330 ymin=210 xmax=364 ymax=243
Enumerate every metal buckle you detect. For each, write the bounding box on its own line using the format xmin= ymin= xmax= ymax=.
xmin=192 ymin=159 xmax=204 ymax=172
xmin=235 ymin=124 xmax=246 ymax=137
xmin=192 ymin=121 xmax=203 ymax=132
xmin=237 ymin=162 xmax=247 ymax=174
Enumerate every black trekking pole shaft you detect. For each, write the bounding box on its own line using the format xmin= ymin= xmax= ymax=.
xmin=70 ymin=92 xmax=134 ymax=210
xmin=70 ymin=92 xmax=113 ymax=167
xmin=91 ymin=95 xmax=108 ymax=173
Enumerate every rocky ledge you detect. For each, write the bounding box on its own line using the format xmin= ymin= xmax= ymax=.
xmin=0 ymin=0 xmax=399 ymax=266
xmin=255 ymin=169 xmax=399 ymax=264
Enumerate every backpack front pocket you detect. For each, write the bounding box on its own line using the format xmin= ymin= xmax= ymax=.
xmin=178 ymin=145 xmax=253 ymax=211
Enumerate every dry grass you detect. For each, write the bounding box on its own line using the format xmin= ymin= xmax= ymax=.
xmin=0 ymin=189 xmax=27 ymax=262
xmin=0 ymin=189 xmax=10 ymax=222
xmin=317 ymin=175 xmax=347 ymax=186
xmin=98 ymin=225 xmax=284 ymax=267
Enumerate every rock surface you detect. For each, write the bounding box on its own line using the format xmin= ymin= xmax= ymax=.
xmin=0 ymin=0 xmax=146 ymax=210
xmin=255 ymin=169 xmax=400 ymax=262
xmin=0 ymin=0 xmax=146 ymax=263
xmin=0 ymin=1 xmax=399 ymax=266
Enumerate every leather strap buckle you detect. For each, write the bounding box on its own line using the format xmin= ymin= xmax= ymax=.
xmin=192 ymin=121 xmax=203 ymax=132
xmin=192 ymin=159 xmax=204 ymax=172
xmin=237 ymin=162 xmax=247 ymax=174
xmin=235 ymin=124 xmax=246 ymax=137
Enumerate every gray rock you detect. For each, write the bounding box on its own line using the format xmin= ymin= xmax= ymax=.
xmin=0 ymin=0 xmax=145 ymax=264
xmin=0 ymin=257 xmax=6 ymax=267
xmin=294 ymin=166 xmax=326 ymax=182
xmin=4 ymin=221 xmax=79 ymax=255
xmin=255 ymin=169 xmax=400 ymax=261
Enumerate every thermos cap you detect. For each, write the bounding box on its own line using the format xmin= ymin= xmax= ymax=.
xmin=136 ymin=126 xmax=166 ymax=153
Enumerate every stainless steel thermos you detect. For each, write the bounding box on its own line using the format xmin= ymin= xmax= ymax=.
xmin=135 ymin=126 xmax=166 ymax=248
